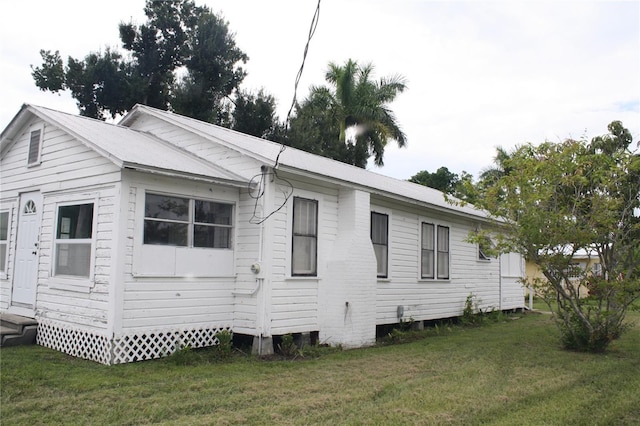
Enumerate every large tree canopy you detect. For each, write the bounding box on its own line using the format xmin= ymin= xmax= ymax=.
xmin=409 ymin=167 xmax=478 ymax=204
xmin=476 ymin=121 xmax=640 ymax=352
xmin=287 ymin=59 xmax=407 ymax=168
xmin=409 ymin=167 xmax=460 ymax=194
xmin=31 ymin=0 xmax=248 ymax=122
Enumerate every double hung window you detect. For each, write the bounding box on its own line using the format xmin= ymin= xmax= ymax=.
xmin=0 ymin=212 xmax=8 ymax=273
xmin=54 ymin=203 xmax=94 ymax=277
xmin=421 ymin=223 xmax=435 ymax=279
xmin=421 ymin=222 xmax=450 ymax=280
xmin=437 ymin=225 xmax=450 ymax=279
xmin=371 ymin=212 xmax=389 ymax=278
xmin=292 ymin=197 xmax=318 ymax=276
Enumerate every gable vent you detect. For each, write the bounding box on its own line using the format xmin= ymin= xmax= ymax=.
xmin=28 ymin=129 xmax=42 ymax=165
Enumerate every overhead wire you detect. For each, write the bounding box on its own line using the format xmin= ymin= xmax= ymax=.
xmin=249 ymin=0 xmax=321 ymax=225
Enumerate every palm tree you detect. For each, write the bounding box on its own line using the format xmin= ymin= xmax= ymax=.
xmin=309 ymin=59 xmax=407 ymax=167
xmin=478 ymin=146 xmax=515 ymax=188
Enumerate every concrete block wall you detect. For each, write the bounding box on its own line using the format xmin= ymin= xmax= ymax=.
xmin=319 ymin=188 xmax=377 ymax=348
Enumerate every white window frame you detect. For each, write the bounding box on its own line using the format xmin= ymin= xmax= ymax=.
xmin=51 ymin=199 xmax=97 ymax=290
xmin=143 ymin=192 xmax=234 ymax=249
xmin=134 ymin=188 xmax=237 ymax=278
xmin=0 ymin=209 xmax=11 ymax=278
xmin=291 ymin=196 xmax=318 ymax=277
xmin=436 ymin=225 xmax=450 ymax=279
xmin=27 ymin=124 xmax=44 ymax=167
xmin=419 ymin=219 xmax=451 ymax=281
xmin=592 ymin=262 xmax=602 ymax=277
xmin=420 ymin=222 xmax=435 ymax=279
xmin=371 ymin=211 xmax=389 ymax=278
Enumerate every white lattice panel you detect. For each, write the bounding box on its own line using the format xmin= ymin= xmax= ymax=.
xmin=111 ymin=326 xmax=229 ymax=364
xmin=36 ymin=320 xmax=230 ymax=365
xmin=37 ymin=320 xmax=112 ymax=365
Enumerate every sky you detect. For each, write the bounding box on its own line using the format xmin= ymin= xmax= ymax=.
xmin=1 ymin=0 xmax=639 ymax=181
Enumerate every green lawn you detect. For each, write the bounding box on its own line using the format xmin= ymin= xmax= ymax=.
xmin=1 ymin=311 xmax=639 ymax=425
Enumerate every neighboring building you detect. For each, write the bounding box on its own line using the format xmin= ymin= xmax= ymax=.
xmin=0 ymin=104 xmax=525 ymax=364
xmin=525 ymin=253 xmax=602 ymax=298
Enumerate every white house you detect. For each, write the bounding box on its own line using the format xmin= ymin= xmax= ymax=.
xmin=0 ymin=104 xmax=525 ymax=364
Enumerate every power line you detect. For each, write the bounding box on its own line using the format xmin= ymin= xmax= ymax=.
xmin=249 ymin=0 xmax=321 ymax=225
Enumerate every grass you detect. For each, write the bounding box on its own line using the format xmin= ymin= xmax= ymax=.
xmin=1 ymin=311 xmax=639 ymax=425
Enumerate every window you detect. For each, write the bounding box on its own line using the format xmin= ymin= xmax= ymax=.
xmin=144 ymin=193 xmax=233 ymax=249
xmin=437 ymin=226 xmax=450 ymax=279
xmin=478 ymin=235 xmax=492 ymax=261
xmin=27 ymin=128 xmax=42 ymax=165
xmin=592 ymin=262 xmax=602 ymax=277
xmin=0 ymin=211 xmax=8 ymax=273
xmin=292 ymin=197 xmax=318 ymax=276
xmin=54 ymin=203 xmax=94 ymax=277
xmin=371 ymin=212 xmax=388 ymax=278
xmin=421 ymin=222 xmax=450 ymax=280
xmin=421 ymin=223 xmax=434 ymax=279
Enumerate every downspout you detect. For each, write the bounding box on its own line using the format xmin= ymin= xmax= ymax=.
xmin=255 ymin=165 xmax=271 ymax=355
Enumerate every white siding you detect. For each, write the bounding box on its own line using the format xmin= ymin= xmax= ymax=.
xmin=0 ymin=121 xmax=120 ymax=197
xmin=500 ymin=252 xmax=526 ymax=310
xmin=0 ymin=200 xmax=17 ymax=310
xmin=231 ymin=188 xmax=261 ymax=334
xmin=261 ymin=174 xmax=341 ymax=337
xmin=373 ymin=198 xmax=511 ymax=325
xmin=125 ymin=115 xmax=262 ymax=180
xmin=35 ymin=187 xmax=116 ymax=330
xmin=0 ymin=116 xmax=121 ymax=328
xmin=119 ymin=171 xmax=239 ymax=333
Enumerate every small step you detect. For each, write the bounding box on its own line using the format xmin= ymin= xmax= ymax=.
xmin=0 ymin=325 xmax=18 ymax=336
xmin=1 ymin=325 xmax=37 ymax=347
xmin=0 ymin=312 xmax=38 ymax=329
xmin=0 ymin=313 xmax=38 ymax=347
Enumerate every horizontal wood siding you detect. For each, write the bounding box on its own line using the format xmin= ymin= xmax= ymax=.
xmin=36 ymin=187 xmax=117 ymax=330
xmin=232 ymin=189 xmax=261 ymax=334
xmin=121 ymin=279 xmax=235 ymax=329
xmin=1 ymin=116 xmax=121 ymax=329
xmin=266 ymin=175 xmax=339 ymax=335
xmin=0 ymin=199 xmax=17 ymax=310
xmin=120 ymin=172 xmax=239 ymax=333
xmin=127 ymin=115 xmax=262 ymax=179
xmin=373 ymin=199 xmax=509 ymax=325
xmin=0 ymin=121 xmax=121 ymax=198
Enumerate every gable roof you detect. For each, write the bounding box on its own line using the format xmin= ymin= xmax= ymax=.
xmin=0 ymin=104 xmax=248 ymax=186
xmin=121 ymin=104 xmax=491 ymax=221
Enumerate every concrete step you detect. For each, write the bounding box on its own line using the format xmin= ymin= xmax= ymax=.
xmin=0 ymin=313 xmax=38 ymax=347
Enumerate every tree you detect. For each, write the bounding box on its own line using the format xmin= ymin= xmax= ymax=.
xmin=171 ymin=10 xmax=248 ymax=123
xmin=287 ymin=59 xmax=407 ymax=168
xmin=285 ymin=87 xmax=347 ymax=160
xmin=409 ymin=167 xmax=460 ymax=194
xmin=228 ymin=89 xmax=283 ymax=140
xmin=31 ymin=0 xmax=247 ymax=121
xmin=409 ymin=167 xmax=478 ymax=204
xmin=476 ymin=121 xmax=640 ymax=352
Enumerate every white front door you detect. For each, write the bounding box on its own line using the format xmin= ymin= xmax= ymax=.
xmin=12 ymin=192 xmax=42 ymax=307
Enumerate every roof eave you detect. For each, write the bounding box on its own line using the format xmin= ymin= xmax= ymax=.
xmin=277 ymin=164 xmax=497 ymax=223
xmin=122 ymin=163 xmax=253 ymax=189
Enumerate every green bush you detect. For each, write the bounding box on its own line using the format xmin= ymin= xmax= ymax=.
xmin=277 ymin=334 xmax=302 ymax=358
xmin=214 ymin=330 xmax=233 ymax=359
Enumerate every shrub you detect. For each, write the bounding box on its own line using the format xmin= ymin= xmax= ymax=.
xmin=214 ymin=330 xmax=233 ymax=359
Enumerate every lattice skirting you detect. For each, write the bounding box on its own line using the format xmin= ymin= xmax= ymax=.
xmin=37 ymin=319 xmax=112 ymax=365
xmin=111 ymin=326 xmax=230 ymax=364
xmin=36 ymin=319 xmax=230 ymax=365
